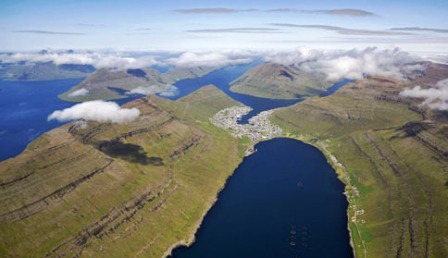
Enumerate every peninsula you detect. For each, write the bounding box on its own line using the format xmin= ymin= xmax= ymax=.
xmin=271 ymin=64 xmax=448 ymax=257
xmin=0 ymin=86 xmax=249 ymax=257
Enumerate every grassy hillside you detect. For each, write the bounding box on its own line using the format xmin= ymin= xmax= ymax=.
xmin=59 ymin=66 xmax=220 ymax=102
xmin=58 ymin=68 xmax=169 ymax=102
xmin=272 ymin=76 xmax=448 ymax=257
xmin=230 ymin=62 xmax=331 ymax=99
xmin=0 ymin=86 xmax=245 ymax=257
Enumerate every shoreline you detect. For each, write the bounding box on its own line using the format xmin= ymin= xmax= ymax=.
xmin=162 ymin=156 xmax=247 ymax=258
xmin=279 ymin=133 xmax=360 ymax=258
xmin=163 ymin=135 xmax=358 ymax=258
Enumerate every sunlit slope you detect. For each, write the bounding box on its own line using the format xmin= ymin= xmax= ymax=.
xmin=59 ymin=66 xmax=220 ymax=102
xmin=272 ymin=76 xmax=448 ymax=257
xmin=0 ymin=86 xmax=243 ymax=257
xmin=230 ymin=63 xmax=331 ymax=99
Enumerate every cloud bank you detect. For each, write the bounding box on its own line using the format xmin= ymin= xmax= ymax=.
xmin=175 ymin=8 xmax=375 ymax=16
xmin=400 ymin=79 xmax=448 ymax=110
xmin=0 ymin=51 xmax=157 ymax=69
xmin=265 ymin=47 xmax=417 ymax=81
xmin=13 ymin=30 xmax=85 ymax=35
xmin=175 ymin=8 xmax=256 ymax=14
xmin=391 ymin=27 xmax=448 ymax=33
xmin=187 ymin=28 xmax=280 ymax=33
xmin=48 ymin=100 xmax=140 ymax=123
xmin=270 ymin=24 xmax=413 ymax=36
xmin=166 ymin=50 xmax=254 ymax=67
xmin=0 ymin=49 xmax=256 ymax=69
xmin=1 ymin=48 xmax=421 ymax=77
xmin=313 ymin=9 xmax=375 ymax=16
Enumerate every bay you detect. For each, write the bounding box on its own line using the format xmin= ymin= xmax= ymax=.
xmin=0 ymin=79 xmax=83 ymax=161
xmin=171 ymin=138 xmax=353 ymax=258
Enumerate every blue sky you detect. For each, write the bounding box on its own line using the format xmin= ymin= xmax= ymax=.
xmin=1 ymin=0 xmax=447 ymax=52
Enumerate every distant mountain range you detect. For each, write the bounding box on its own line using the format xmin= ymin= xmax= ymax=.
xmin=0 ymin=61 xmax=95 ymax=81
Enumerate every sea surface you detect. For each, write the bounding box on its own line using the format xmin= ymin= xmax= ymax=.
xmin=0 ymin=64 xmax=351 ymax=161
xmin=170 ymin=63 xmax=303 ymax=123
xmin=171 ymin=138 xmax=353 ymax=258
xmin=0 ymin=65 xmax=353 ymax=257
xmin=0 ymin=79 xmax=83 ymax=161
xmin=0 ymin=78 xmax=140 ymax=161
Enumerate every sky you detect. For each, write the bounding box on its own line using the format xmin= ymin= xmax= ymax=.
xmin=1 ymin=0 xmax=448 ymax=53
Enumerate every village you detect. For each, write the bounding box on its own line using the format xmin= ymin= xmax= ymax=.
xmin=210 ymin=105 xmax=283 ymax=142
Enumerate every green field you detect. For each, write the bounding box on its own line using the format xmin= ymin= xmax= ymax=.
xmin=272 ymin=76 xmax=448 ymax=257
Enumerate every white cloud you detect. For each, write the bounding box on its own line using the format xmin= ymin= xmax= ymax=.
xmin=94 ymin=55 xmax=157 ymax=69
xmin=127 ymin=85 xmax=160 ymax=95
xmin=0 ymin=49 xmax=255 ymax=69
xmin=1 ymin=48 xmax=424 ymax=78
xmin=159 ymin=84 xmax=179 ymax=97
xmin=401 ymin=63 xmax=425 ymax=73
xmin=68 ymin=88 xmax=89 ymax=97
xmin=400 ymin=78 xmax=448 ymax=110
xmin=166 ymin=50 xmax=254 ymax=67
xmin=264 ymin=47 xmax=418 ymax=81
xmin=126 ymin=84 xmax=179 ymax=97
xmin=0 ymin=50 xmax=157 ymax=69
xmin=48 ymin=100 xmax=140 ymax=123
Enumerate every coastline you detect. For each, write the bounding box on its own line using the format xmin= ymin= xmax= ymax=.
xmin=279 ymin=133 xmax=360 ymax=258
xmin=163 ymin=135 xmax=357 ymax=258
xmin=162 ymin=156 xmax=246 ymax=258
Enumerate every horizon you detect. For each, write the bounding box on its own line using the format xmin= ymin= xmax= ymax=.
xmin=1 ymin=0 xmax=447 ymax=53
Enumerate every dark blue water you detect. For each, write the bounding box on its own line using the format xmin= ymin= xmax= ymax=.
xmin=0 ymin=67 xmax=353 ymax=258
xmin=171 ymin=138 xmax=353 ymax=258
xmin=0 ymin=79 xmax=82 ymax=161
xmin=0 ymin=65 xmax=350 ymax=161
xmin=170 ymin=63 xmax=303 ymax=123
xmin=0 ymin=79 xmax=140 ymax=161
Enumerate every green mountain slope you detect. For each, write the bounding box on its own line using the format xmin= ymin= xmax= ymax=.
xmin=59 ymin=66 xmax=220 ymax=102
xmin=0 ymin=86 xmax=244 ymax=257
xmin=230 ymin=62 xmax=331 ymax=99
xmin=272 ymin=75 xmax=448 ymax=257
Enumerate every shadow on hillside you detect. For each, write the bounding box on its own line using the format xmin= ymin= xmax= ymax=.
xmin=100 ymin=141 xmax=164 ymax=166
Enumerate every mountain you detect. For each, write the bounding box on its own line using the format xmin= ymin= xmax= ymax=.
xmin=59 ymin=68 xmax=168 ymax=101
xmin=230 ymin=62 xmax=331 ymax=99
xmin=271 ymin=65 xmax=448 ymax=257
xmin=0 ymin=86 xmax=245 ymax=257
xmin=0 ymin=61 xmax=95 ymax=81
xmin=59 ymin=66 xmax=221 ymax=102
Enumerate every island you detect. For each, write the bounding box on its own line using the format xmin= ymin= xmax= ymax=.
xmin=59 ymin=66 xmax=221 ymax=102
